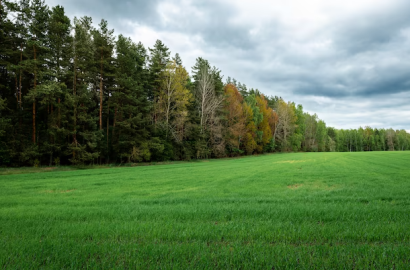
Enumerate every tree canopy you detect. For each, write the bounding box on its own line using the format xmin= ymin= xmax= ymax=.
xmin=0 ymin=0 xmax=409 ymax=166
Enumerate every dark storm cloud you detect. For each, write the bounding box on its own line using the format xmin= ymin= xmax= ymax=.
xmin=331 ymin=1 xmax=410 ymax=54
xmin=45 ymin=0 xmax=161 ymax=33
xmin=250 ymin=0 xmax=410 ymax=102
xmin=272 ymin=62 xmax=410 ymax=98
xmin=357 ymin=70 xmax=410 ymax=97
xmin=157 ymin=0 xmax=256 ymax=50
xmin=46 ymin=0 xmax=255 ymax=50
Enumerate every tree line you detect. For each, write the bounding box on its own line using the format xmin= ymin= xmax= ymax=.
xmin=1 ymin=0 xmax=409 ymax=166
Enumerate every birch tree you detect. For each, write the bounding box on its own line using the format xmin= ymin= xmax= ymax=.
xmin=275 ymin=99 xmax=297 ymax=151
xmin=196 ymin=66 xmax=222 ymax=134
xmin=158 ymin=60 xmax=192 ymax=143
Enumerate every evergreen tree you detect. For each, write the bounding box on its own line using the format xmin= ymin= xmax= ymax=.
xmin=92 ymin=19 xmax=115 ymax=161
xmin=68 ymin=16 xmax=101 ymax=164
xmin=112 ymin=35 xmax=151 ymax=162
xmin=39 ymin=5 xmax=71 ymax=165
xmin=25 ymin=0 xmax=49 ymax=145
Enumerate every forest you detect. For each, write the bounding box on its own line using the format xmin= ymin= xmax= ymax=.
xmin=0 ymin=0 xmax=409 ymax=167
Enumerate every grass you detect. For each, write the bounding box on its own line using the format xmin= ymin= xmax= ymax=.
xmin=1 ymin=151 xmax=410 ymax=269
xmin=0 ymin=161 xmax=187 ymax=176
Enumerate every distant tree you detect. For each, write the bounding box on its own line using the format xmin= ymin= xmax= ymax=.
xmin=397 ymin=129 xmax=408 ymax=151
xmin=291 ymin=104 xmax=305 ymax=151
xmin=256 ymin=95 xmax=275 ymax=152
xmin=275 ymin=99 xmax=297 ymax=151
xmin=316 ymin=120 xmax=327 ymax=152
xmin=172 ymin=53 xmax=182 ymax=66
xmin=386 ymin=129 xmax=395 ymax=151
xmin=304 ymin=112 xmax=318 ymax=151
xmin=245 ymin=94 xmax=263 ymax=152
xmin=242 ymin=102 xmax=257 ymax=155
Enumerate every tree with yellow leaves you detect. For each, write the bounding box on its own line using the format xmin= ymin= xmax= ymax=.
xmin=256 ymin=95 xmax=275 ymax=152
xmin=223 ymin=83 xmax=246 ymax=154
xmin=157 ymin=60 xmax=192 ymax=143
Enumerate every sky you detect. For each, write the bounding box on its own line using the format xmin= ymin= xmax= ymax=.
xmin=44 ymin=0 xmax=410 ymax=131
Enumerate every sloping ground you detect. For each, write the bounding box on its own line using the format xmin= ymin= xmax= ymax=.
xmin=1 ymin=152 xmax=410 ymax=269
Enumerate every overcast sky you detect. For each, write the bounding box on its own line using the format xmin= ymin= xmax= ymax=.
xmin=44 ymin=0 xmax=410 ymax=131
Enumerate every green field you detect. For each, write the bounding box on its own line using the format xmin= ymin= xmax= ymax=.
xmin=1 ymin=152 xmax=410 ymax=269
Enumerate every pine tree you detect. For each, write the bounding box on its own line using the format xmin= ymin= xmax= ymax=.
xmin=148 ymin=40 xmax=170 ymax=128
xmin=39 ymin=5 xmax=71 ymax=165
xmin=25 ymin=0 xmax=49 ymax=145
xmin=0 ymin=0 xmax=30 ymax=165
xmin=68 ymin=16 xmax=101 ymax=164
xmin=92 ymin=19 xmax=115 ymax=161
xmin=112 ymin=35 xmax=151 ymax=162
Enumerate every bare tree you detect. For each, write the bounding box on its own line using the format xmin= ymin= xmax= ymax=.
xmin=196 ymin=67 xmax=222 ymax=134
xmin=386 ymin=129 xmax=395 ymax=151
xmin=275 ymin=99 xmax=296 ymax=151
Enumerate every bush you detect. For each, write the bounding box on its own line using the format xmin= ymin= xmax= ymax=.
xmin=33 ymin=159 xmax=40 ymax=168
xmin=54 ymin=157 xmax=60 ymax=166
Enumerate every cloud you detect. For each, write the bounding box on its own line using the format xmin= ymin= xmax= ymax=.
xmin=44 ymin=0 xmax=410 ymax=131
xmin=45 ymin=0 xmax=161 ymax=34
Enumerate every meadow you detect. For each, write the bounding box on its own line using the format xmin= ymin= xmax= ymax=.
xmin=1 ymin=152 xmax=410 ymax=269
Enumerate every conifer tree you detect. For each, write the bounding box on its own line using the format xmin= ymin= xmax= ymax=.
xmin=148 ymin=40 xmax=170 ymax=127
xmin=68 ymin=16 xmax=100 ymax=164
xmin=26 ymin=0 xmax=49 ymax=144
xmin=40 ymin=5 xmax=71 ymax=165
xmin=112 ymin=35 xmax=151 ymax=162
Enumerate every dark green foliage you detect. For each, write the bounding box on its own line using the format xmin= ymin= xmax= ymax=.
xmin=148 ymin=39 xmax=170 ymax=101
xmin=0 ymin=1 xmax=409 ymax=167
xmin=112 ymin=35 xmax=150 ymax=163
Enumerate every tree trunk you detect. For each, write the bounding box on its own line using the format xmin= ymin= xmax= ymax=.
xmin=112 ymin=106 xmax=116 ymax=140
xmin=15 ymin=77 xmax=18 ymax=108
xmin=73 ymin=55 xmax=77 ymax=159
xmin=166 ymin=95 xmax=170 ymax=138
xmin=19 ymin=44 xmax=22 ymax=109
xmin=33 ymin=45 xmax=37 ymax=144
xmin=58 ymin=98 xmax=61 ymax=127
xmin=49 ymin=150 xmax=53 ymax=166
xmin=99 ymin=50 xmax=103 ymax=130
xmin=106 ymin=97 xmax=110 ymax=162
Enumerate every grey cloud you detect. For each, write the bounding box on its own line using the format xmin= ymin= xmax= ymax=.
xmin=357 ymin=70 xmax=410 ymax=96
xmin=47 ymin=0 xmax=256 ymax=49
xmin=331 ymin=2 xmax=410 ymax=54
xmin=289 ymin=63 xmax=410 ymax=98
xmin=46 ymin=0 xmax=161 ymax=34
xmin=43 ymin=0 xmax=409 ymax=131
xmin=159 ymin=0 xmax=256 ymax=50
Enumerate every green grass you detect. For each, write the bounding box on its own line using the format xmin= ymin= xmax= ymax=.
xmin=1 ymin=152 xmax=410 ymax=269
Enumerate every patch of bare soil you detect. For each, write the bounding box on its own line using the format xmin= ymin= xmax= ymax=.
xmin=44 ymin=189 xmax=76 ymax=194
xmin=43 ymin=167 xmax=57 ymax=171
xmin=287 ymin=184 xmax=303 ymax=190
